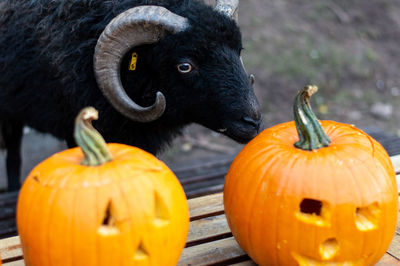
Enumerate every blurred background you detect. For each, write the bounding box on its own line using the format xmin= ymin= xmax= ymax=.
xmin=1 ymin=0 xmax=399 ymax=190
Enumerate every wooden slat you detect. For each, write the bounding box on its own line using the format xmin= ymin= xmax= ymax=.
xmin=388 ymin=232 xmax=400 ymax=260
xmin=2 ymin=261 xmax=24 ymax=266
xmin=391 ymin=154 xmax=400 ymax=173
xmin=186 ymin=214 xmax=231 ymax=247
xmin=376 ymin=253 xmax=400 ymax=265
xmin=0 ymin=236 xmax=22 ymax=264
xmin=188 ymin=193 xmax=224 ymax=221
xmin=178 ymin=237 xmax=248 ymax=266
xmin=396 ymin=209 xmax=400 ymax=235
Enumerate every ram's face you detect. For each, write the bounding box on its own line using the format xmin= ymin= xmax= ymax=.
xmin=115 ymin=3 xmax=262 ymax=144
xmin=94 ymin=0 xmax=261 ymax=143
xmin=159 ymin=43 xmax=262 ymax=144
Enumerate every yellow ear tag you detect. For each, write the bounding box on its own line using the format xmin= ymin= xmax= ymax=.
xmin=129 ymin=52 xmax=138 ymax=71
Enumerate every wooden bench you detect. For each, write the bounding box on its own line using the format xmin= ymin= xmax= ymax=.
xmin=1 ymin=155 xmax=400 ymax=265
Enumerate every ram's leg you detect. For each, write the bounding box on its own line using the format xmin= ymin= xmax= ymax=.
xmin=2 ymin=121 xmax=23 ymax=191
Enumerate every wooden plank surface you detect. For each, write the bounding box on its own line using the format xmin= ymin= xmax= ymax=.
xmin=1 ymin=155 xmax=400 ymax=265
xmin=179 ymin=237 xmax=248 ymax=266
xmin=188 ymin=193 xmax=224 ymax=221
xmin=376 ymin=253 xmax=400 ymax=265
xmin=2 ymin=195 xmax=400 ymax=265
xmin=186 ymin=214 xmax=231 ymax=247
xmin=391 ymin=154 xmax=400 ymax=173
xmin=0 ymin=236 xmax=22 ymax=264
xmin=388 ymin=232 xmax=400 ymax=261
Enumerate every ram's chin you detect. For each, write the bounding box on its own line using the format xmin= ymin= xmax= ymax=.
xmin=219 ymin=125 xmax=259 ymax=144
xmin=224 ymin=131 xmax=257 ymax=144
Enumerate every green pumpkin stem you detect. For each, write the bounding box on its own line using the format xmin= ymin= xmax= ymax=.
xmin=293 ymin=85 xmax=331 ymax=150
xmin=74 ymin=107 xmax=113 ymax=166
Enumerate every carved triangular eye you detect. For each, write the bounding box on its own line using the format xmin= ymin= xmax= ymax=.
xmin=134 ymin=240 xmax=149 ymax=261
xmin=97 ymin=200 xmax=119 ymax=236
xmin=154 ymin=191 xmax=170 ymax=227
xmin=355 ymin=202 xmax=380 ymax=231
xmin=102 ymin=201 xmax=116 ymax=226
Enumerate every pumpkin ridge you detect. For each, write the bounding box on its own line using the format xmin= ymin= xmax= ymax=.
xmin=347 ymin=125 xmax=377 ymax=159
xmin=320 ymin=122 xmax=378 ymax=162
xmin=332 ymin=150 xmax=382 ymax=260
xmin=330 ymin=149 xmax=363 ymax=204
xmin=352 ymin=161 xmax=388 ymax=261
xmin=23 ymin=184 xmax=38 ymax=265
xmin=45 ymin=187 xmax=60 ymax=266
xmin=113 ymin=179 xmax=127 ymax=264
xmin=93 ymin=175 xmax=99 ymax=266
xmin=114 ymin=165 xmax=136 ymax=221
xmin=246 ymin=153 xmax=286 ymax=261
xmin=225 ymin=145 xmax=272 ymax=217
xmin=68 ymin=188 xmax=76 ymax=265
xmin=274 ymin=153 xmax=304 ymax=264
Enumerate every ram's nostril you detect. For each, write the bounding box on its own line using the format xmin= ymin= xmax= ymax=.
xmin=242 ymin=116 xmax=261 ymax=130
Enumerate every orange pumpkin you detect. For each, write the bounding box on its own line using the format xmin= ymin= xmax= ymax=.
xmin=17 ymin=107 xmax=189 ymax=266
xmin=224 ymin=86 xmax=398 ymax=265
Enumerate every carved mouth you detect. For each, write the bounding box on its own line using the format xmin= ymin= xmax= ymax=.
xmin=292 ymin=252 xmax=365 ymax=265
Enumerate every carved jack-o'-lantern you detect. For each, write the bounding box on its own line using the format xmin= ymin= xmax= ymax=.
xmin=17 ymin=107 xmax=189 ymax=266
xmin=224 ymin=86 xmax=398 ymax=265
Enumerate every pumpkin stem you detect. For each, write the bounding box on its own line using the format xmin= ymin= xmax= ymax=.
xmin=74 ymin=107 xmax=113 ymax=166
xmin=293 ymin=85 xmax=331 ymax=150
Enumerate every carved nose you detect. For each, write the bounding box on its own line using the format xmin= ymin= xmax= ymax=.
xmin=242 ymin=116 xmax=262 ymax=131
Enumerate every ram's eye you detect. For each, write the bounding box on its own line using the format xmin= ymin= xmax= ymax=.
xmin=177 ymin=63 xmax=192 ymax=73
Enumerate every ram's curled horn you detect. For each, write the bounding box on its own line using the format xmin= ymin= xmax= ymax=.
xmin=94 ymin=6 xmax=189 ymax=122
xmin=215 ymin=0 xmax=239 ymax=22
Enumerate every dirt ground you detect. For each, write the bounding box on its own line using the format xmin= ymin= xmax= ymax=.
xmin=1 ymin=0 xmax=400 ymax=189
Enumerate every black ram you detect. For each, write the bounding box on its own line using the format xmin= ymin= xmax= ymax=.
xmin=0 ymin=0 xmax=262 ymax=190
